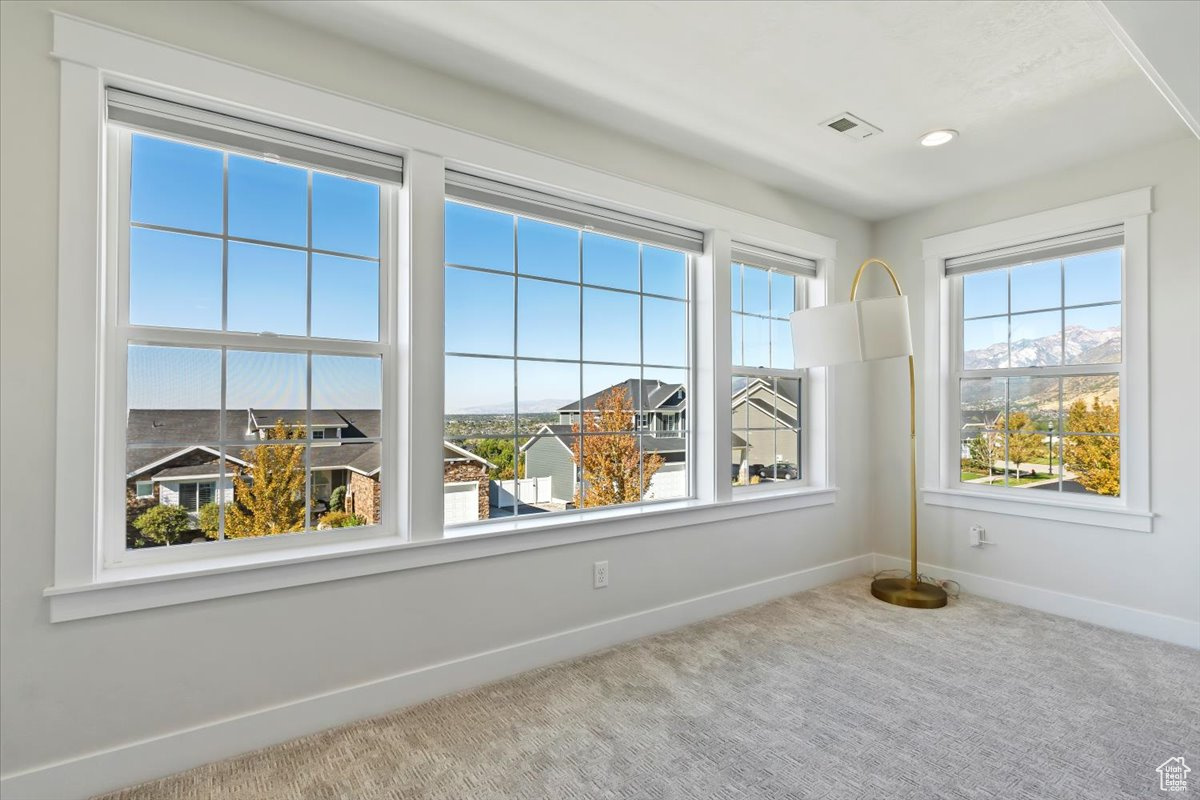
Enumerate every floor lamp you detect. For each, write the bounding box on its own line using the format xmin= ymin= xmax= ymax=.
xmin=789 ymin=258 xmax=948 ymax=609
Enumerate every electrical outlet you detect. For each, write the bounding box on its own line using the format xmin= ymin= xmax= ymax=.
xmin=970 ymin=524 xmax=995 ymax=547
xmin=593 ymin=560 xmax=609 ymax=589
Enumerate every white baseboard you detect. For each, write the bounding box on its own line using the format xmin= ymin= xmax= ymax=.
xmin=872 ymin=553 xmax=1200 ymax=649
xmin=0 ymin=554 xmax=873 ymax=800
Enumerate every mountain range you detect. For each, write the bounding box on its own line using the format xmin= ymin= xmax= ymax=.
xmin=965 ymin=325 xmax=1120 ymax=370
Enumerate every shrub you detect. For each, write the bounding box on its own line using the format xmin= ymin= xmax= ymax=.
xmin=329 ymin=485 xmax=346 ymax=513
xmin=198 ymin=502 xmax=220 ymax=540
xmin=132 ymin=504 xmax=194 ymax=546
xmin=317 ymin=510 xmax=365 ymax=529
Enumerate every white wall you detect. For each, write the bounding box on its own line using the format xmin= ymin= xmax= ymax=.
xmin=870 ymin=136 xmax=1200 ymax=624
xmin=0 ymin=1 xmax=873 ymax=793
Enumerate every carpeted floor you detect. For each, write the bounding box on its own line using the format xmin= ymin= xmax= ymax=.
xmin=98 ymin=577 xmax=1200 ymax=800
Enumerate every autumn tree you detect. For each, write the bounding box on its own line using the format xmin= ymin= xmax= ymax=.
xmin=1005 ymin=412 xmax=1044 ymax=479
xmin=570 ymin=386 xmax=663 ymax=508
xmin=1063 ymin=397 xmax=1120 ymax=496
xmin=225 ymin=421 xmax=308 ymax=538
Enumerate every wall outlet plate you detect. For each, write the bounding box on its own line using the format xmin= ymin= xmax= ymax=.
xmin=593 ymin=560 xmax=609 ymax=589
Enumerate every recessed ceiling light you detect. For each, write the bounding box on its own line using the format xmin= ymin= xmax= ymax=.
xmin=919 ymin=129 xmax=958 ymax=147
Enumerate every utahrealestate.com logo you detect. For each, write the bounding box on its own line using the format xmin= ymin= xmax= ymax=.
xmin=1158 ymin=757 xmax=1191 ymax=792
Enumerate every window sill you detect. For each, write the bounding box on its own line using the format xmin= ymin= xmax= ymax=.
xmin=921 ymin=487 xmax=1152 ymax=533
xmin=45 ymin=487 xmax=838 ymax=622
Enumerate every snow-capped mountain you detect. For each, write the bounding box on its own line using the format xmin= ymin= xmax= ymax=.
xmin=965 ymin=326 xmax=1120 ymax=370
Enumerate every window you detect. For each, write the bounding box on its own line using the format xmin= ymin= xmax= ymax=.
xmin=109 ymin=91 xmax=397 ymax=557
xmin=442 ymin=174 xmax=700 ymax=525
xmin=953 ymin=237 xmax=1123 ymax=498
xmin=923 ymin=191 xmax=1151 ymax=533
xmin=135 ymin=481 xmax=154 ymax=498
xmin=730 ymin=245 xmax=814 ymax=489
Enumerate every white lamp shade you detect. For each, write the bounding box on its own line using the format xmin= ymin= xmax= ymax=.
xmin=789 ymin=295 xmax=913 ymax=368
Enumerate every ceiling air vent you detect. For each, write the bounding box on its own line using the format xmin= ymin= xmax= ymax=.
xmin=821 ymin=112 xmax=883 ymax=141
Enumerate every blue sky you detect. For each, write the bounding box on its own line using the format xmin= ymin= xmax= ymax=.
xmin=127 ymin=133 xmax=381 ymax=410
xmin=443 ymin=201 xmax=689 ymax=414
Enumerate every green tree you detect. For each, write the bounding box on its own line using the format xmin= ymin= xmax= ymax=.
xmin=466 ymin=437 xmax=524 ymax=480
xmin=198 ymin=501 xmax=220 ymax=540
xmin=329 ymin=484 xmax=346 ymax=513
xmin=570 ymin=386 xmax=663 ymax=508
xmin=132 ymin=504 xmax=194 ymax=546
xmin=965 ymin=432 xmax=1001 ymax=475
xmin=226 ymin=421 xmax=309 ymax=538
xmin=1005 ymin=412 xmax=1043 ymax=479
xmin=1064 ymin=397 xmax=1120 ymax=496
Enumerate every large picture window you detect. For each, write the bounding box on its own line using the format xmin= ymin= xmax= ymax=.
xmin=442 ymin=180 xmax=697 ymax=525
xmin=953 ymin=240 xmax=1123 ymax=498
xmin=109 ymin=94 xmax=398 ymax=558
xmin=730 ymin=247 xmax=813 ymax=489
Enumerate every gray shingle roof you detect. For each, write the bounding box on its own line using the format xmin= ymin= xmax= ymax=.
xmin=557 ymin=379 xmax=686 ymax=413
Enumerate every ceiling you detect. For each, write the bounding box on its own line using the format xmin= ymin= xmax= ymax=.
xmin=250 ymin=0 xmax=1189 ymax=220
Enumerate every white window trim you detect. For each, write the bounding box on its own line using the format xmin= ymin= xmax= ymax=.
xmin=49 ymin=13 xmax=838 ymax=621
xmin=920 ymin=188 xmax=1153 ymax=532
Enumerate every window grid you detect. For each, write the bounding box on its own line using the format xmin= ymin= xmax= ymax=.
xmin=443 ymin=200 xmax=691 ymax=522
xmin=955 ymin=247 xmax=1122 ymax=496
xmin=115 ymin=129 xmax=391 ymax=556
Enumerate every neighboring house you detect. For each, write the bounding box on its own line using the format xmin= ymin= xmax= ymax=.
xmin=126 ymin=408 xmax=494 ymax=532
xmin=522 ymin=377 xmax=799 ymax=503
xmin=443 ymin=441 xmax=496 ymax=524
xmin=730 ymin=377 xmax=800 ymax=470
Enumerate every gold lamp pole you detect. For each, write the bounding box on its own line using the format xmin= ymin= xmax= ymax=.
xmin=850 ymin=259 xmax=947 ymax=609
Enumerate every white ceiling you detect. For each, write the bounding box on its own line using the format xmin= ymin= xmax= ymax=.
xmin=250 ymin=0 xmax=1188 ymax=220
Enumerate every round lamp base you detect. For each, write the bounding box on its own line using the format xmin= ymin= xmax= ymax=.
xmin=871 ymin=577 xmax=948 ymax=609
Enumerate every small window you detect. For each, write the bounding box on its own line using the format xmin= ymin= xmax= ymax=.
xmin=730 ymin=256 xmax=808 ymax=489
xmin=135 ymin=481 xmax=154 ymax=498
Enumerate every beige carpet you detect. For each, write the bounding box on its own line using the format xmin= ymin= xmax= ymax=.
xmin=98 ymin=577 xmax=1200 ymax=800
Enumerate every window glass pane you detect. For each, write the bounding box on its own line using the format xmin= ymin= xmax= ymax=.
xmin=126 ymin=444 xmax=222 ymax=548
xmin=518 ymin=359 xmax=578 ymax=431
xmin=1063 ymin=375 xmax=1119 ymax=433
xmin=770 ymin=271 xmax=796 ymax=317
xmin=773 ymin=377 xmax=801 ymax=430
xmin=129 ymin=228 xmax=222 ymax=330
xmin=578 ymin=434 xmax=645 ymax=508
xmin=1010 ymin=259 xmax=1060 ymax=313
xmin=770 ymin=319 xmax=794 ymax=370
xmin=130 ymin=134 xmax=222 ymax=234
xmin=444 ymin=439 xmax=497 ymax=523
xmin=1065 ymin=303 xmax=1120 ymax=365
xmin=642 ymin=435 xmax=687 ymax=500
xmin=311 ymin=254 xmax=379 ymax=341
xmin=517 ymin=218 xmax=578 ymax=282
xmin=963 ymin=269 xmax=1007 ymax=319
xmin=642 ymin=297 xmax=686 ymax=367
xmin=226 ymin=242 xmax=307 ymax=336
xmin=445 ymin=202 xmax=513 ymax=271
xmin=731 ymin=376 xmax=751 ymax=433
xmin=583 ymin=366 xmax=638 ymax=414
xmin=743 ymin=432 xmax=776 ymax=485
xmin=226 ymin=350 xmax=306 ymax=425
xmin=742 ymin=265 xmax=769 ymax=316
xmin=1010 ymin=310 xmax=1061 ymax=367
xmin=583 ymin=288 xmax=640 ymax=363
xmin=582 ymin=232 xmax=638 ymax=290
xmin=312 ymin=173 xmax=379 ymax=258
xmin=517 ymin=278 xmax=579 ymax=360
xmin=1062 ymin=436 xmax=1120 ymax=497
xmin=227 ymin=156 xmax=307 ymax=247
xmin=742 ymin=314 xmax=770 ymax=368
xmin=444 ymin=356 xmax=515 ymax=437
xmin=224 ymin=443 xmax=308 ymax=537
xmin=962 ymin=316 xmax=1008 ymax=369
xmin=312 ymin=355 xmax=381 ymax=414
xmin=444 ymin=268 xmax=513 ymax=356
xmin=516 ymin=430 xmax=577 ymax=512
xmin=730 ymin=262 xmax=742 ymax=312
xmin=642 ymin=246 xmax=686 ymax=298
xmin=1064 ymin=249 xmax=1121 ymax=307
xmin=765 ymin=427 xmax=800 ymax=481
xmin=127 ymin=345 xmax=222 ymax=443
xmin=959 ymin=377 xmax=1005 ymax=483
xmin=1008 ymin=376 xmax=1060 ymax=433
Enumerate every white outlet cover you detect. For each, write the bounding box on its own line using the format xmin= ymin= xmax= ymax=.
xmin=593 ymin=560 xmax=609 ymax=588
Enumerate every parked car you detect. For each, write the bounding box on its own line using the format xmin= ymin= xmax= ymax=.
xmin=755 ymin=462 xmax=798 ymax=481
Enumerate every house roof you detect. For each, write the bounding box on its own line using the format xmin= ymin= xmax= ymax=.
xmin=249 ymin=409 xmax=350 ymax=428
xmin=557 ymin=379 xmax=686 ymax=413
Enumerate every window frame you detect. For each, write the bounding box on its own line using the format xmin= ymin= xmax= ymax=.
xmin=48 ymin=14 xmax=838 ymax=621
xmin=730 ymin=258 xmax=811 ymax=492
xmin=101 ymin=123 xmax=401 ymax=569
xmin=921 ymin=188 xmax=1153 ymax=532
